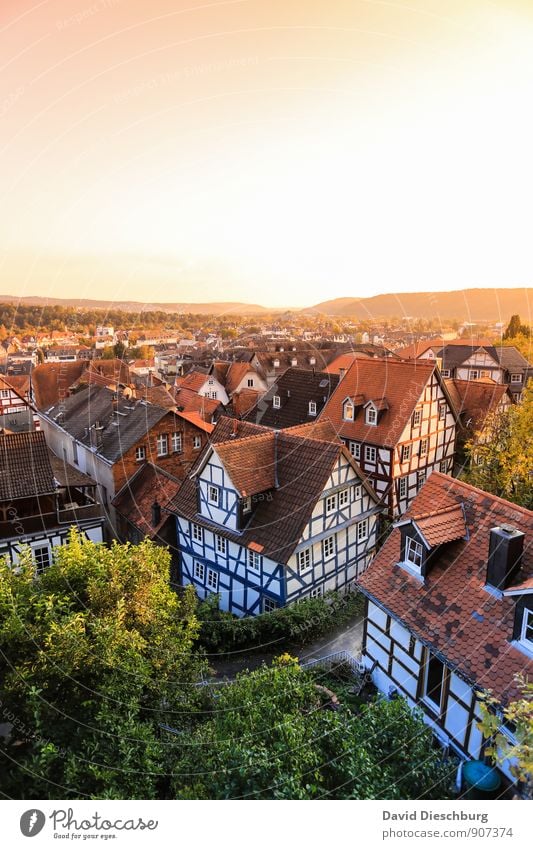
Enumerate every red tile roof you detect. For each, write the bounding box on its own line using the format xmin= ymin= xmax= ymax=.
xmin=358 ymin=472 xmax=533 ymax=703
xmin=213 ymin=432 xmax=277 ymax=496
xmin=31 ymin=361 xmax=87 ymax=410
xmin=176 ymin=410 xmax=214 ymax=433
xmin=320 ymin=358 xmax=437 ymax=447
xmin=225 ymin=362 xmax=258 ymax=396
xmin=175 ymin=371 xmax=208 ymax=393
xmin=445 ymin=379 xmax=511 ymax=431
xmin=112 ymin=463 xmax=181 ymax=538
xmin=411 ymin=504 xmax=467 ymax=547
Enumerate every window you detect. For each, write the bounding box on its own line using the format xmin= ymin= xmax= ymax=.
xmin=364 ymin=445 xmax=376 ymax=463
xmin=297 ymin=548 xmax=311 ymax=573
xmin=248 ymin=550 xmax=262 ymax=571
xmin=34 ymin=546 xmax=50 ymax=573
xmin=338 ymin=488 xmax=349 ymax=508
xmin=401 ymin=444 xmax=411 ymax=463
xmin=322 ymin=536 xmax=336 ymax=560
xmin=208 ymin=485 xmax=220 ymax=506
xmin=206 ymin=568 xmax=218 ymax=591
xmin=193 ymin=435 xmax=201 ymax=449
xmin=349 ymin=441 xmax=361 ymax=460
xmin=72 ymin=439 xmax=78 ymax=465
xmin=441 ymin=369 xmax=450 ymax=378
xmin=192 ymin=523 xmax=203 ymax=542
xmin=405 ymin=536 xmax=423 ymax=569
xmin=156 ymin=433 xmax=168 ymax=457
xmin=247 ymin=378 xmax=254 ymax=387
xmin=352 ymin=484 xmax=362 ymax=501
xmin=417 ymin=470 xmax=426 ymax=490
xmin=0 ymin=389 xmax=9 ymax=399
xmin=520 ymin=608 xmax=533 ymax=650
xmin=469 ymin=369 xmax=480 ymax=380
xmin=438 ymin=402 xmax=446 ymax=420
xmin=308 ymin=401 xmax=317 ymax=416
xmin=412 ymin=408 xmax=422 ymax=427
xmin=216 ymin=535 xmax=227 ymax=555
xmin=242 ymin=496 xmax=252 ymax=514
xmin=135 ymin=445 xmax=146 ymax=462
xmin=399 ymin=476 xmax=407 ymax=499
xmin=511 ymin=374 xmax=522 ymax=384
xmin=309 ymin=357 xmax=316 ymax=365
xmin=273 ymin=359 xmax=280 ymax=368
xmin=419 ymin=438 xmax=428 ymax=457
xmin=273 ymin=395 xmax=281 ymax=409
xmin=206 ymin=390 xmax=218 ymax=400
xmin=263 ymin=597 xmax=278 ymax=613
xmin=366 ymin=406 xmax=377 ymax=425
xmin=343 ymin=400 xmax=354 ymax=421
xmin=325 ymin=494 xmax=337 ymax=515
xmin=424 ymin=652 xmax=445 ymax=711
xmin=439 ymin=459 xmax=449 ymax=473
xmin=193 ymin=561 xmax=205 ymax=582
xmin=357 ymin=519 xmax=368 ymax=542
xmin=310 ymin=586 xmax=324 ymax=599
xmin=171 ymin=432 xmax=182 ymax=453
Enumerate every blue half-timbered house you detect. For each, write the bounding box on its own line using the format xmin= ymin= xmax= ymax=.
xmin=167 ymin=417 xmax=382 ymax=616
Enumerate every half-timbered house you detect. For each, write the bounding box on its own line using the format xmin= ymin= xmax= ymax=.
xmin=167 ymin=416 xmax=381 ymax=616
xmin=319 ymin=358 xmax=459 ymax=517
xmin=357 ymin=473 xmax=533 ymax=781
xmin=0 ymin=374 xmax=40 ymax=432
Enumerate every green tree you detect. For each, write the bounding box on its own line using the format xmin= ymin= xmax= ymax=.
xmin=504 ymin=314 xmax=530 ymax=340
xmin=0 ymin=532 xmax=203 ymax=799
xmin=463 ymin=380 xmax=533 ymax=508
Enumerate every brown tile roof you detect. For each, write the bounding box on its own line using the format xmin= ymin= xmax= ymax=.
xmin=0 ymin=430 xmax=56 ymax=501
xmin=31 ymin=361 xmax=88 ymax=410
xmin=213 ymin=432 xmax=277 ymax=496
xmin=319 ymin=358 xmax=437 ymax=447
xmin=175 ymin=371 xmax=208 ymax=393
xmin=284 ymin=419 xmax=343 ymax=443
xmin=445 ymin=379 xmax=511 ymax=431
xmin=358 ymin=472 xmax=533 ymax=703
xmin=410 ymin=504 xmax=467 ymax=547
xmin=48 ymin=450 xmax=97 ymax=488
xmin=231 ymin=388 xmax=260 ymax=418
xmin=168 ymin=421 xmax=373 ymax=563
xmin=112 ymin=463 xmax=181 ymax=539
xmin=224 ymin=362 xmax=257 ymax=395
xmin=210 ymin=361 xmax=231 ymax=383
xmin=174 ymin=388 xmax=222 ymax=421
xmin=175 ymin=410 xmax=214 ymax=434
xmin=1 ymin=374 xmax=30 ymax=397
xmin=323 ymin=352 xmax=372 ymax=373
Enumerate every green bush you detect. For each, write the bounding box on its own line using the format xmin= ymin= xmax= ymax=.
xmin=196 ymin=589 xmax=364 ymax=655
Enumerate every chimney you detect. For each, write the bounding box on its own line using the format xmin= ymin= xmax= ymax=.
xmin=151 ymin=500 xmax=161 ymax=528
xmin=339 ymin=368 xmax=346 ymax=381
xmin=486 ymin=525 xmax=524 ymax=590
xmin=89 ymin=420 xmax=104 ymax=450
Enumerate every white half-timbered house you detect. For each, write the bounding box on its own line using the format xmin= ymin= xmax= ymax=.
xmin=0 ymin=374 xmax=40 ymax=432
xmin=357 ymin=472 xmax=533 ymax=783
xmin=167 ymin=417 xmax=381 ymax=616
xmin=319 ymin=359 xmax=459 ymax=517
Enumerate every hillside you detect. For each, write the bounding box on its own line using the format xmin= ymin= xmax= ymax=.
xmin=309 ymin=288 xmax=533 ymax=321
xmin=0 ymin=295 xmax=271 ymax=315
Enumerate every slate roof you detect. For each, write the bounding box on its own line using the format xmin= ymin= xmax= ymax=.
xmin=0 ymin=430 xmax=56 ymax=501
xmin=243 ymin=368 xmax=339 ymax=429
xmin=358 ymin=472 xmax=533 ymax=703
xmin=43 ymin=385 xmax=169 ymax=463
xmin=168 ymin=419 xmax=377 ymax=564
xmin=112 ymin=463 xmax=181 ymax=539
xmin=319 ymin=358 xmax=441 ymax=447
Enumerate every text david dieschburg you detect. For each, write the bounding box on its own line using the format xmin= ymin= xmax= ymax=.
xmin=383 ymin=810 xmax=488 ymax=824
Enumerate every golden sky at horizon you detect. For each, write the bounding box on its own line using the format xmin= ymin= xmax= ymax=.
xmin=1 ymin=0 xmax=533 ymax=307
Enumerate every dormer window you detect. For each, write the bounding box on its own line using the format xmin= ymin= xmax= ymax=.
xmin=520 ymin=609 xmax=533 ymax=651
xmin=273 ymin=395 xmax=281 ymax=409
xmin=273 ymin=359 xmax=280 ymax=367
xmin=343 ymin=400 xmax=354 ymax=421
xmin=309 ymin=357 xmax=316 ymax=365
xmin=405 ymin=537 xmax=424 ymax=571
xmin=366 ymin=405 xmax=377 ymax=426
xmin=308 ymin=401 xmax=317 ymax=416
xmin=242 ymin=496 xmax=252 ymax=514
xmin=291 ymin=358 xmax=297 ymax=366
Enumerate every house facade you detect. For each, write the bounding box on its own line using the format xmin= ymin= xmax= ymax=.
xmin=357 ymin=473 xmax=533 ymax=781
xmin=319 ymin=359 xmax=458 ymax=517
xmin=167 ymin=417 xmax=381 ymax=616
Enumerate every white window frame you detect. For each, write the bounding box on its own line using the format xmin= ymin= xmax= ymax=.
xmin=364 ymin=445 xmax=376 ymax=463
xmin=193 ymin=435 xmax=202 ymax=449
xmin=399 ymin=476 xmax=407 ymax=499
xmin=308 ymin=401 xmax=317 ymax=417
xmin=511 ymin=373 xmax=522 ymax=384
xmin=322 ymin=535 xmax=336 ymax=561
xmin=401 ymin=444 xmax=411 ymax=463
xmin=0 ymin=389 xmax=9 ymax=399
xmin=297 ymin=548 xmax=311 ymax=574
xmin=365 ymin=406 xmax=377 ymax=425
xmin=325 ymin=494 xmax=337 ymax=515
xmin=338 ymin=488 xmax=349 ymax=508
xmin=206 ymin=568 xmax=218 ymax=591
xmin=135 ymin=445 xmax=146 ymax=462
xmin=438 ymin=402 xmax=446 ymax=420
xmin=193 ymin=561 xmax=205 ymax=582
xmin=419 ymin=438 xmax=428 ymax=457
xmin=405 ymin=536 xmax=423 ymax=570
xmin=192 ymin=523 xmax=203 ymax=542
xmin=412 ymin=408 xmax=422 ymax=427
xmin=242 ymin=495 xmax=252 ymax=514
xmin=520 ymin=608 xmax=533 ymax=650
xmin=33 ymin=545 xmax=51 ymax=573
xmin=357 ymin=519 xmax=368 ymax=542
xmin=156 ymin=433 xmax=168 ymax=457
xmin=310 ymin=585 xmax=324 ymax=599
xmin=343 ymin=401 xmax=354 ymax=421
xmin=352 ymin=484 xmax=362 ymax=501
xmin=263 ymin=597 xmax=278 ymax=613
xmin=248 ymin=549 xmax=262 ymax=572
xmin=171 ymin=432 xmax=182 ymax=453
xmin=349 ymin=440 xmax=361 ymax=460
xmin=216 ymin=535 xmax=227 ymax=556
xmin=273 ymin=395 xmax=281 ymax=409
xmin=207 ymin=485 xmax=220 ymax=506
xmin=439 ymin=459 xmax=449 ymax=473
xmin=417 ymin=470 xmax=426 ymax=490
xmin=441 ymin=369 xmax=450 ymax=378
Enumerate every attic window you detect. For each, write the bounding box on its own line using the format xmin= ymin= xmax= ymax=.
xmin=343 ymin=400 xmax=354 ymax=421
xmin=520 ymin=609 xmax=533 ymax=651
xmin=273 ymin=359 xmax=280 ymax=368
xmin=273 ymin=395 xmax=281 ymax=409
xmin=412 ymin=408 xmax=422 ymax=427
xmin=309 ymin=357 xmax=316 ymax=365
xmin=308 ymin=401 xmax=317 ymax=416
xmin=405 ymin=537 xmax=423 ymax=572
xmin=242 ymin=496 xmax=252 ymax=514
xmin=291 ymin=358 xmax=297 ymax=366
xmin=365 ymin=406 xmax=377 ymax=425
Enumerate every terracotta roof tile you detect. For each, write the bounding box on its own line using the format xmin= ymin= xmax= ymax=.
xmin=112 ymin=463 xmax=181 ymax=538
xmin=412 ymin=504 xmax=467 ymax=547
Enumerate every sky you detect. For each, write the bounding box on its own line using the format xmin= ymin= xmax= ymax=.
xmin=1 ymin=0 xmax=533 ymax=307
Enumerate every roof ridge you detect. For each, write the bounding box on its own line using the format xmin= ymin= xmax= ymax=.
xmin=430 ymin=472 xmax=533 ymax=517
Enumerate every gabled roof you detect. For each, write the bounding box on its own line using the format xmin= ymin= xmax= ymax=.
xmin=401 ymin=503 xmax=467 ymax=548
xmin=168 ymin=420 xmax=378 ymax=563
xmin=224 ymin=362 xmax=259 ymax=396
xmin=358 ymin=473 xmax=533 ymax=703
xmin=243 ymin=367 xmax=339 ymax=429
xmin=445 ymin=378 xmax=511 ymax=431
xmin=0 ymin=430 xmax=55 ymax=501
xmin=112 ymin=463 xmax=181 ymax=539
xmin=319 ymin=358 xmax=439 ymax=447
xmin=31 ymin=361 xmax=87 ymax=409
xmin=324 ymin=348 xmax=400 ymax=374
xmin=0 ymin=374 xmax=30 ymax=398
xmin=175 ymin=410 xmax=214 ymax=433
xmin=174 ymin=370 xmax=209 ymax=393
